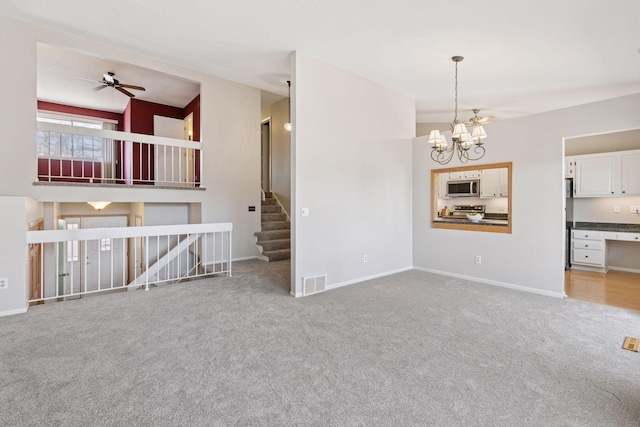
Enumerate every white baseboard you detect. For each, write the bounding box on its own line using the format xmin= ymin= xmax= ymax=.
xmin=325 ymin=266 xmax=414 ymax=292
xmin=413 ymin=267 xmax=566 ymax=299
xmin=290 ymin=290 xmax=302 ymax=298
xmin=608 ymin=266 xmax=640 ymax=274
xmin=0 ymin=307 xmax=28 ymax=317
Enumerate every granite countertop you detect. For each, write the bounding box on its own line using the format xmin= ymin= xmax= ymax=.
xmin=572 ymin=222 xmax=640 ymax=233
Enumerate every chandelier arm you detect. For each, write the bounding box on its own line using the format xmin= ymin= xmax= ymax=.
xmin=431 ymin=144 xmax=455 ymax=165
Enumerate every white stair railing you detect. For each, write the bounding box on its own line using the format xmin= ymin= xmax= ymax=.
xmin=26 ymin=223 xmax=232 ymax=303
xmin=36 ymin=122 xmax=202 ymax=187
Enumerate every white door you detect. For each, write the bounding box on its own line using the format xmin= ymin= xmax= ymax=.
xmin=81 ymin=216 xmax=128 ymax=292
xmin=63 ymin=218 xmax=81 ymax=296
xmin=154 ymin=115 xmax=191 ymax=185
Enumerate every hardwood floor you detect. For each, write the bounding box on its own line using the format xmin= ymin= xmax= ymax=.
xmin=565 ymin=269 xmax=640 ymax=312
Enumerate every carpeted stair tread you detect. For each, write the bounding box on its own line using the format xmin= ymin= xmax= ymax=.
xmin=262 ymin=198 xmax=277 ymax=206
xmin=262 ymin=248 xmax=290 ymax=261
xmin=261 ymin=221 xmax=290 ymax=231
xmin=256 ymin=238 xmax=290 ymax=251
xmin=254 ymin=229 xmax=290 ymax=240
xmin=261 ymin=205 xmax=281 ymax=214
xmin=262 ymin=213 xmax=287 ymax=222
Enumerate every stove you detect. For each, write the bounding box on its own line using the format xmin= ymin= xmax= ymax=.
xmin=451 ymin=205 xmax=485 ymax=218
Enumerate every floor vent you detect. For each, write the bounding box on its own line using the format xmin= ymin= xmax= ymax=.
xmin=303 ymin=274 xmax=327 ymax=296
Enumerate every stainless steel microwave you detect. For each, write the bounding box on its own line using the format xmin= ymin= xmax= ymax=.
xmin=447 ymin=179 xmax=479 ymax=197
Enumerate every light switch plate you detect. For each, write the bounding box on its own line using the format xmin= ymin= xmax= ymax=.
xmin=301 ymin=208 xmax=309 ymax=217
xmin=613 ymin=206 xmax=620 ymax=213
xmin=0 ymin=278 xmax=7 ymax=289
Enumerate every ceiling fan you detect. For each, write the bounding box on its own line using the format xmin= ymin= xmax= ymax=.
xmin=75 ymin=72 xmax=146 ymax=98
xmin=464 ymin=109 xmax=495 ymax=126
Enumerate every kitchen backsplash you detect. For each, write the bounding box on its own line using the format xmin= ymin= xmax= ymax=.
xmin=573 ymin=196 xmax=640 ymax=224
xmin=437 ymin=196 xmax=508 ymax=214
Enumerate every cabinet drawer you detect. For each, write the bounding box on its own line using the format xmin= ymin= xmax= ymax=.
xmin=617 ymin=232 xmax=640 ymax=242
xmin=572 ymin=249 xmax=604 ymax=266
xmin=572 ymin=240 xmax=603 ymax=250
xmin=572 ymin=230 xmax=603 ymax=240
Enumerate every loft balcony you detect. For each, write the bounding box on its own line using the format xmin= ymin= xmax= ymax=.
xmin=35 ymin=122 xmax=203 ymax=189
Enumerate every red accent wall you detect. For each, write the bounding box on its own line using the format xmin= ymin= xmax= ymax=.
xmin=129 ymin=99 xmax=183 ymax=135
xmin=38 ymin=101 xmax=124 ymax=131
xmin=38 ymin=159 xmax=102 ymax=183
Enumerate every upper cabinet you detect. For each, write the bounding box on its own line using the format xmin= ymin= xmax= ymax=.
xmin=573 ymin=149 xmax=640 ymax=197
xmin=621 ymin=152 xmax=640 ymax=195
xmin=480 ymin=167 xmax=508 ymax=198
xmin=448 ymin=169 xmax=480 ymax=180
xmin=565 ymin=157 xmax=575 ymax=178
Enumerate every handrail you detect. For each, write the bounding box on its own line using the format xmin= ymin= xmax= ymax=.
xmin=27 ymin=223 xmax=232 ymax=244
xmin=37 ymin=122 xmax=202 ymax=151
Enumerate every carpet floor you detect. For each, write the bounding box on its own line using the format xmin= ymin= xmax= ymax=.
xmin=1 ymin=259 xmax=639 ymax=426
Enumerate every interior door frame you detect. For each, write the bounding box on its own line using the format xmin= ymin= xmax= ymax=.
xmin=261 ymin=117 xmax=272 ymax=192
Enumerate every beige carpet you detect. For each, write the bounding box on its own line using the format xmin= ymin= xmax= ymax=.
xmin=1 ymin=259 xmax=639 ymax=426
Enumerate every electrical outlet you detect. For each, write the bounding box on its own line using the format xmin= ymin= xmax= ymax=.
xmin=0 ymin=278 xmax=7 ymax=289
xmin=613 ymin=206 xmax=620 ymax=213
xmin=363 ymin=255 xmax=368 ymax=263
xmin=631 ymin=205 xmax=640 ymax=214
xmin=475 ymin=256 xmax=481 ymax=264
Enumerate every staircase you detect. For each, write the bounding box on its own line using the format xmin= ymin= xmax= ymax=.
xmin=255 ymin=192 xmax=291 ymax=261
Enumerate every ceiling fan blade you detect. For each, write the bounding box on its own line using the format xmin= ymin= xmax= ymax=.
xmin=478 ymin=116 xmax=495 ymax=124
xmin=116 ymin=87 xmax=135 ymax=98
xmin=119 ymin=83 xmax=146 ymax=91
xmin=92 ymin=85 xmax=108 ymax=92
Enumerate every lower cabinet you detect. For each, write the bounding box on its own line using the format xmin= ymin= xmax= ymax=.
xmin=571 ymin=230 xmax=605 ymax=267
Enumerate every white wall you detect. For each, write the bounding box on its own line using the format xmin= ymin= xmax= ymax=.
xmin=292 ymin=52 xmax=415 ymax=296
xmin=0 ymin=198 xmax=30 ymax=315
xmin=413 ymin=93 xmax=640 ymax=297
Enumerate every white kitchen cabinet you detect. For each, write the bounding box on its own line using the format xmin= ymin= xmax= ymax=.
xmin=448 ymin=170 xmax=480 ymax=180
xmin=438 ymin=173 xmax=449 ymax=198
xmin=574 ymin=154 xmax=617 ymax=197
xmin=572 ymin=149 xmax=640 ymax=197
xmin=565 ymin=157 xmax=576 ymax=178
xmin=571 ymin=230 xmax=605 ymax=268
xmin=621 ymin=152 xmax=640 ymax=195
xmin=480 ymin=167 xmax=508 ymax=198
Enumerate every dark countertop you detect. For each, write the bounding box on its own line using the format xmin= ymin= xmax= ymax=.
xmin=434 ymin=217 xmax=508 ymax=227
xmin=572 ymin=222 xmax=640 ymax=233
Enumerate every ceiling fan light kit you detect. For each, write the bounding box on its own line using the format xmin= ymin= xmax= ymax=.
xmin=76 ymin=71 xmax=146 ymax=98
xmin=429 ymin=56 xmax=490 ymax=165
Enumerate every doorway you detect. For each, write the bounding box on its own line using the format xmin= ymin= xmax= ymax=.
xmin=154 ymin=115 xmax=194 ymax=185
xmin=62 ymin=215 xmax=128 ymax=296
xmin=563 ymin=129 xmax=640 ymax=311
xmin=261 ymin=118 xmax=271 ymax=192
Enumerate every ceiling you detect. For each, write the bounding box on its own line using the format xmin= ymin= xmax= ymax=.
xmin=3 ymin=0 xmax=640 ymax=122
xmin=37 ymin=43 xmax=200 ymax=113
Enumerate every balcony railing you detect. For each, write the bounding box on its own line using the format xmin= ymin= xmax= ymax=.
xmin=36 ymin=122 xmax=202 ymax=187
xmin=26 ymin=223 xmax=232 ymax=303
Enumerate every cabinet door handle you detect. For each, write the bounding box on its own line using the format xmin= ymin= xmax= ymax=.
xmin=622 ymin=190 xmax=626 ymax=193
xmin=585 ymin=245 xmax=588 ymax=247
xmin=611 ymin=191 xmax=614 ymax=194
xmin=585 ymin=255 xmax=589 ymax=258
xmin=585 ymin=235 xmax=588 ymax=237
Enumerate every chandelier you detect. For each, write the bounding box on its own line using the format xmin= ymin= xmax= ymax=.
xmin=428 ymin=56 xmax=488 ymax=165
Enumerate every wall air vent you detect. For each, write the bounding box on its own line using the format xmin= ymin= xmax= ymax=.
xmin=303 ymin=274 xmax=327 ymax=296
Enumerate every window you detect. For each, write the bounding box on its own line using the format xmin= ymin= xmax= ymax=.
xmin=36 ymin=113 xmax=117 ymax=161
xmin=66 ymin=223 xmax=79 ymax=262
xmin=100 ymin=238 xmax=111 ymax=252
